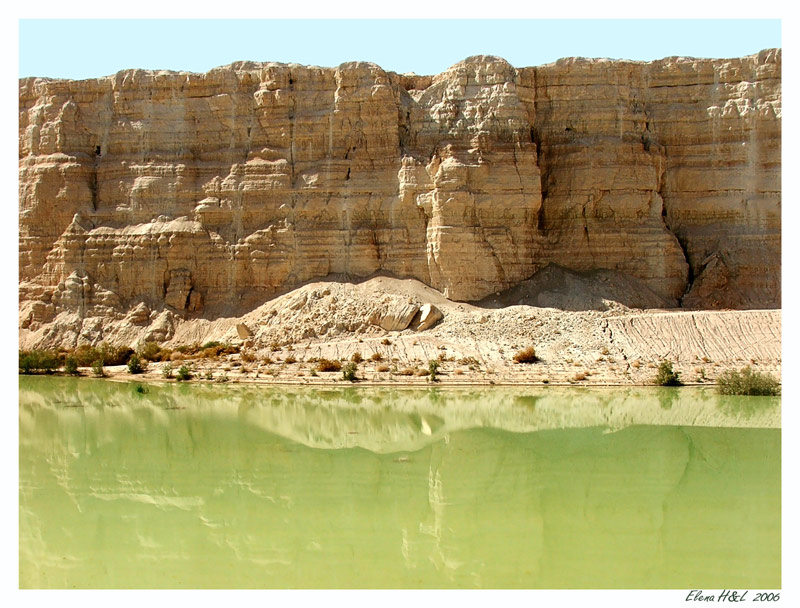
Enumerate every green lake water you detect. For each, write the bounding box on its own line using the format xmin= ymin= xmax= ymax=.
xmin=19 ymin=376 xmax=780 ymax=589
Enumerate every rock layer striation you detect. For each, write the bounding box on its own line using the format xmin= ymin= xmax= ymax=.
xmin=19 ymin=51 xmax=781 ymax=346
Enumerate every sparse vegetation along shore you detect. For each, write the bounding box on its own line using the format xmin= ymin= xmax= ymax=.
xmin=342 ymin=362 xmax=358 ymax=382
xmin=654 ymin=360 xmax=682 ymax=386
xmin=717 ymin=367 xmax=780 ymax=396
xmin=317 ymin=359 xmax=342 ymax=373
xmin=513 ymin=347 xmax=538 ymax=364
xmin=16 ymin=318 xmax=781 ymax=390
xmin=19 ymin=349 xmax=59 ymax=374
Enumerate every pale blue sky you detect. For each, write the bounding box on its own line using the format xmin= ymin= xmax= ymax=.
xmin=19 ymin=19 xmax=781 ymax=79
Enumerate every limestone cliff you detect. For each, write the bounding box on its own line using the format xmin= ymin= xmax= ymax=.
xmin=19 ymin=51 xmax=781 ymax=346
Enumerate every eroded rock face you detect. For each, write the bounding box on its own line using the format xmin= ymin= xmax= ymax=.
xmin=19 ymin=51 xmax=781 ymax=346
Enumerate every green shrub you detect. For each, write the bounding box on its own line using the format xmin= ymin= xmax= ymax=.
xmin=19 ymin=349 xmax=59 ymax=374
xmin=64 ymin=356 xmax=79 ymax=375
xmin=62 ymin=343 xmax=135 ymax=367
xmin=717 ymin=367 xmax=780 ymax=396
xmin=317 ymin=358 xmax=342 ymax=372
xmin=162 ymin=363 xmax=174 ymax=379
xmin=654 ymin=360 xmax=682 ymax=386
xmin=199 ymin=343 xmax=234 ymax=358
xmin=72 ymin=344 xmax=101 ymax=366
xmin=18 ymin=351 xmax=34 ymax=374
xmin=127 ymin=353 xmax=146 ymax=374
xmin=342 ymin=361 xmax=358 ymax=382
xmin=513 ymin=347 xmax=538 ymax=364
xmin=91 ymin=358 xmax=106 ymax=377
xmin=176 ymin=365 xmax=192 ymax=382
xmin=428 ymin=359 xmax=440 ymax=382
xmin=139 ymin=341 xmax=165 ymax=362
xmin=98 ymin=343 xmax=135 ymax=366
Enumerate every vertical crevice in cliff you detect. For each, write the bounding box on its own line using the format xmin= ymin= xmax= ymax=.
xmin=416 ymin=196 xmax=436 ymax=287
xmin=530 ymin=68 xmax=548 ymax=235
xmin=656 ymin=150 xmax=694 ymax=300
xmin=288 ymin=68 xmax=296 ymax=187
xmin=90 ymin=152 xmax=99 ymax=212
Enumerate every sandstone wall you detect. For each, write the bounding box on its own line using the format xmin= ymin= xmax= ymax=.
xmin=19 ymin=51 xmax=780 ymax=343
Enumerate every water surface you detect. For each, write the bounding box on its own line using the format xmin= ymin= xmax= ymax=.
xmin=19 ymin=377 xmax=780 ymax=588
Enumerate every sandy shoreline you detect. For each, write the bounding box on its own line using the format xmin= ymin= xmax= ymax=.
xmin=22 ymin=278 xmax=782 ymax=389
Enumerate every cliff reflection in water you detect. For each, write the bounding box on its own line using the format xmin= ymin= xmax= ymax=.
xmin=19 ymin=377 xmax=780 ymax=588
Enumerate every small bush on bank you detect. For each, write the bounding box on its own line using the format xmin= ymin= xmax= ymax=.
xmin=717 ymin=367 xmax=780 ymax=396
xmin=91 ymin=359 xmax=106 ymax=377
xmin=654 ymin=360 xmax=682 ymax=386
xmin=351 ymin=352 xmax=363 ymax=363
xmin=176 ymin=365 xmax=192 ymax=382
xmin=370 ymin=352 xmax=383 ymax=362
xmin=70 ymin=343 xmax=136 ymax=367
xmin=100 ymin=344 xmax=135 ymax=366
xmin=317 ymin=359 xmax=342 ymax=372
xmin=428 ymin=359 xmax=440 ymax=382
xmin=178 ymin=342 xmax=239 ymax=359
xmin=513 ymin=347 xmax=538 ymax=364
xmin=72 ymin=344 xmax=101 ymax=367
xmin=140 ymin=341 xmax=166 ymax=362
xmin=162 ymin=363 xmax=174 ymax=379
xmin=19 ymin=350 xmax=60 ymax=374
xmin=64 ymin=356 xmax=79 ymax=375
xmin=377 ymin=363 xmax=390 ymax=372
xmin=342 ymin=362 xmax=358 ymax=382
xmin=127 ymin=353 xmax=146 ymax=374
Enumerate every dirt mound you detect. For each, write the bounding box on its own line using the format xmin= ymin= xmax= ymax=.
xmin=20 ymin=273 xmax=781 ymax=387
xmin=478 ymin=264 xmax=676 ymax=311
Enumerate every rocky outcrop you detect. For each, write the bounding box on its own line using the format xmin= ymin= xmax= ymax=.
xmin=370 ymin=302 xmax=420 ymax=332
xmin=414 ymin=303 xmax=443 ymax=331
xmin=19 ymin=51 xmax=780 ymax=347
